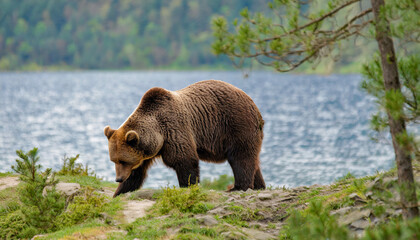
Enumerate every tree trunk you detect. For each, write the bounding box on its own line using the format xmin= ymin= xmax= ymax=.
xmin=371 ymin=0 xmax=419 ymax=219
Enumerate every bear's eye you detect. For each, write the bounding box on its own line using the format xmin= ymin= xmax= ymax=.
xmin=119 ymin=161 xmax=127 ymax=165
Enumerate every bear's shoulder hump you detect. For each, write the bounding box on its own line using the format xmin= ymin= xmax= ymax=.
xmin=140 ymin=87 xmax=173 ymax=109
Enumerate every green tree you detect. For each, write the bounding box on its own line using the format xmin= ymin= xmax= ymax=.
xmin=12 ymin=148 xmax=66 ymax=233
xmin=212 ymin=0 xmax=419 ymax=218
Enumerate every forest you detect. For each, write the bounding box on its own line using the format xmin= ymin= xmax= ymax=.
xmin=0 ymin=0 xmax=375 ymax=72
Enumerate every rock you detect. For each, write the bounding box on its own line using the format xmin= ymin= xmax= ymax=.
xmin=292 ymin=186 xmax=309 ymax=192
xmin=208 ymin=207 xmax=226 ymax=215
xmin=258 ymin=193 xmax=273 ymax=201
xmin=338 ymin=209 xmax=371 ymax=225
xmin=348 ymin=193 xmax=367 ymax=205
xmin=196 ymin=215 xmax=218 ymax=226
xmin=242 ymin=228 xmax=275 ymax=240
xmin=351 ymin=219 xmax=370 ymax=229
xmin=44 ymin=182 xmax=81 ymax=197
xmin=122 ymin=200 xmax=155 ymax=223
xmin=131 ymin=189 xmax=160 ymax=200
xmin=31 ymin=234 xmax=48 ymax=239
xmin=256 ymin=210 xmax=271 ymax=219
xmin=331 ymin=206 xmax=352 ymax=216
xmin=365 ymin=191 xmax=374 ymax=199
xmin=352 ymin=229 xmax=366 ymax=239
xmin=221 ymin=231 xmax=247 ymax=240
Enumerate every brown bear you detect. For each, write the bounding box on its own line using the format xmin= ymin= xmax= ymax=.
xmin=104 ymin=80 xmax=265 ymax=197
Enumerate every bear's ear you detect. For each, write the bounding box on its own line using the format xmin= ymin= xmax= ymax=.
xmin=104 ymin=126 xmax=115 ymax=139
xmin=125 ymin=130 xmax=139 ymax=145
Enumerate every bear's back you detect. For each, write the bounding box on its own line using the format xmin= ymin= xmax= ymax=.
xmin=177 ymin=80 xmax=264 ymax=155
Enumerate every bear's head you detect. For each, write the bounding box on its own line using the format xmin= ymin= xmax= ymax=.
xmin=104 ymin=124 xmax=163 ymax=183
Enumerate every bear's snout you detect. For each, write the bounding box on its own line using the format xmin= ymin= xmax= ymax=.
xmin=115 ymin=177 xmax=124 ymax=183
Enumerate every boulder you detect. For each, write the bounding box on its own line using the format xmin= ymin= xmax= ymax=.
xmin=338 ymin=209 xmax=371 ymax=225
xmin=242 ymin=228 xmax=275 ymax=240
xmin=43 ymin=182 xmax=81 ymax=197
xmin=196 ymin=215 xmax=218 ymax=226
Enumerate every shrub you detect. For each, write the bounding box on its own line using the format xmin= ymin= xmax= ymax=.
xmin=154 ymin=184 xmax=213 ymax=214
xmin=280 ymin=200 xmax=351 ymax=240
xmin=55 ymin=187 xmax=107 ymax=228
xmin=363 ymin=217 xmax=420 ymax=240
xmin=57 ymin=154 xmax=95 ymax=176
xmin=0 ymin=210 xmax=27 ymax=239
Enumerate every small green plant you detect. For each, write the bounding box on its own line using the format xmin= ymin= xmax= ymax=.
xmin=279 ymin=200 xmax=351 ymax=240
xmin=57 ymin=154 xmax=95 ymax=176
xmin=10 ymin=148 xmax=66 ymax=236
xmin=201 ymin=174 xmax=234 ymax=190
xmin=336 ymin=172 xmax=356 ymax=183
xmin=363 ymin=217 xmax=420 ymax=240
xmin=55 ymin=187 xmax=107 ymax=228
xmin=0 ymin=210 xmax=28 ymax=239
xmin=154 ymin=184 xmax=213 ymax=214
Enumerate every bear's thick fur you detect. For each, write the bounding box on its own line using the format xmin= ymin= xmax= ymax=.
xmin=104 ymin=80 xmax=265 ymax=197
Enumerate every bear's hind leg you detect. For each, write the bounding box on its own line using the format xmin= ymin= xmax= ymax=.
xmin=227 ymin=153 xmax=256 ymax=191
xmin=253 ymin=167 xmax=266 ymax=190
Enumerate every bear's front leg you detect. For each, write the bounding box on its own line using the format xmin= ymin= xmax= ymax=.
xmin=113 ymin=158 xmax=154 ymax=197
xmin=174 ymin=161 xmax=200 ymax=187
xmin=161 ymin=143 xmax=200 ymax=187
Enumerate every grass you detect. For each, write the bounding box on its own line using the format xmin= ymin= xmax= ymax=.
xmin=34 ymin=220 xmax=108 ymax=240
xmin=152 ymin=184 xmax=215 ymax=215
xmin=56 ymin=175 xmax=109 ymax=189
xmin=201 ymin=174 xmax=234 ymax=190
xmin=2 ymin=147 xmax=420 ymax=239
xmin=0 ymin=172 xmax=15 ymax=178
xmin=0 ymin=187 xmax=19 ymax=209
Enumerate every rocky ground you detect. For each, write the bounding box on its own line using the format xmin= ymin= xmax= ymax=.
xmin=1 ymin=169 xmax=419 ymax=239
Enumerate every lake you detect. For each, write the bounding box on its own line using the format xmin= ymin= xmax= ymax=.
xmin=0 ymin=71 xmax=394 ymax=188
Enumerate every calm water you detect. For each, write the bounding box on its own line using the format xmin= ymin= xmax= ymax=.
xmin=0 ymin=71 xmax=394 ymax=188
